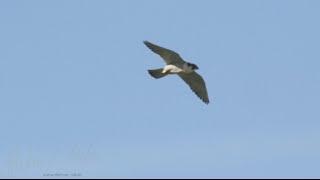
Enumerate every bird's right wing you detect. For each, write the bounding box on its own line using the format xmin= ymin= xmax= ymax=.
xmin=143 ymin=41 xmax=185 ymax=65
xmin=178 ymin=72 xmax=210 ymax=104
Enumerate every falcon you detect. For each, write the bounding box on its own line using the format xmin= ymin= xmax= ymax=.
xmin=144 ymin=41 xmax=209 ymax=104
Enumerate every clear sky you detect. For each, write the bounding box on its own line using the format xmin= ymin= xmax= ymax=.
xmin=1 ymin=0 xmax=320 ymax=178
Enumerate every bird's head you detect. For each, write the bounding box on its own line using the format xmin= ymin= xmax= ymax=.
xmin=187 ymin=62 xmax=199 ymax=70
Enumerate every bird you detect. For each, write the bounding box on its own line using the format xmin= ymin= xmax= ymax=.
xmin=144 ymin=41 xmax=209 ymax=104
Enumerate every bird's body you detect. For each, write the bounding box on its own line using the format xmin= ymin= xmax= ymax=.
xmin=144 ymin=41 xmax=210 ymax=104
xmin=162 ymin=64 xmax=183 ymax=73
xmin=161 ymin=63 xmax=194 ymax=74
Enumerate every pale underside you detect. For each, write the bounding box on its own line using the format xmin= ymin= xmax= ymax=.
xmin=162 ymin=64 xmax=194 ymax=74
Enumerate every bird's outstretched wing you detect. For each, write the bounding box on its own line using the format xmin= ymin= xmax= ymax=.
xmin=178 ymin=72 xmax=209 ymax=104
xmin=143 ymin=41 xmax=185 ymax=65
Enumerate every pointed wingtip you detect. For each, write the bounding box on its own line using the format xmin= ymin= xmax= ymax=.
xmin=203 ymin=99 xmax=210 ymax=105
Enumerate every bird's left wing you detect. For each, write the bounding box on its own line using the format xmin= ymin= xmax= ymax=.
xmin=143 ymin=41 xmax=185 ymax=65
xmin=178 ymin=72 xmax=209 ymax=104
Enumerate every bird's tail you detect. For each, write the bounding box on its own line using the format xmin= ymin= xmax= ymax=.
xmin=148 ymin=68 xmax=168 ymax=79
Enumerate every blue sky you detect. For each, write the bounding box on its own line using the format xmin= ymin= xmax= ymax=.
xmin=1 ymin=0 xmax=320 ymax=178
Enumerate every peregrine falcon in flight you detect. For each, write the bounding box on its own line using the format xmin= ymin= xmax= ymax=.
xmin=144 ymin=41 xmax=209 ymax=104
